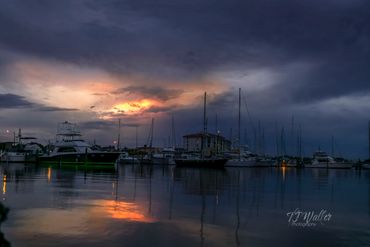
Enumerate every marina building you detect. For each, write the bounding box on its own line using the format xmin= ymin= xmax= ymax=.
xmin=183 ymin=132 xmax=231 ymax=154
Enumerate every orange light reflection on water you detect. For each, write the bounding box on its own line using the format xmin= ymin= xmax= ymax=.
xmin=281 ymin=165 xmax=286 ymax=180
xmin=2 ymin=175 xmax=6 ymax=195
xmin=14 ymin=199 xmax=155 ymax=238
xmin=47 ymin=167 xmax=52 ymax=183
xmin=101 ymin=200 xmax=155 ymax=223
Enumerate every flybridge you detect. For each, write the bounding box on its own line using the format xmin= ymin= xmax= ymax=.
xmin=56 ymin=121 xmax=82 ymax=139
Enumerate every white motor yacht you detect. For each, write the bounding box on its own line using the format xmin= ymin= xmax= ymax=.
xmin=306 ymin=151 xmax=353 ymax=169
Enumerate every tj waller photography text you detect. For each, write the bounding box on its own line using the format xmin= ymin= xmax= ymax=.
xmin=287 ymin=209 xmax=332 ymax=227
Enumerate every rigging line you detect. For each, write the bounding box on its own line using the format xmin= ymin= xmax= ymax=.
xmin=146 ymin=120 xmax=154 ymax=147
xmin=241 ymin=90 xmax=256 ymax=133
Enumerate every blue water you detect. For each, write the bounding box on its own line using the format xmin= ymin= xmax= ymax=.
xmin=0 ymin=164 xmax=369 ymax=247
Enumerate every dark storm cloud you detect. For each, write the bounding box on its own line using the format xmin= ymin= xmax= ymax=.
xmin=0 ymin=93 xmax=34 ymax=109
xmin=36 ymin=106 xmax=79 ymax=112
xmin=80 ymin=120 xmax=139 ymax=130
xmin=80 ymin=121 xmax=115 ymax=130
xmin=0 ymin=0 xmax=368 ymax=101
xmin=207 ymin=91 xmax=237 ymax=109
xmin=144 ymin=105 xmax=175 ymax=113
xmin=113 ymin=85 xmax=184 ymax=101
xmin=258 ymin=58 xmax=370 ymax=105
xmin=0 ymin=93 xmax=79 ymax=112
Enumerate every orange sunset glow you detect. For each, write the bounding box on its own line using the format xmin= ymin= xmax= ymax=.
xmin=110 ymin=99 xmax=157 ymax=115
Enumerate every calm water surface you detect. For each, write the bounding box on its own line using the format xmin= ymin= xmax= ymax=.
xmin=0 ymin=163 xmax=370 ymax=247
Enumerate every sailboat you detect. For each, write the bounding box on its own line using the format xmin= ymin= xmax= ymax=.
xmin=175 ymin=92 xmax=228 ymax=168
xmin=225 ymin=88 xmax=261 ymax=167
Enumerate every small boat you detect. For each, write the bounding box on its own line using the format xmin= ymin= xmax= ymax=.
xmin=0 ymin=151 xmax=25 ymax=163
xmin=152 ymin=148 xmax=176 ymax=165
xmin=117 ymin=152 xmax=139 ymax=164
xmin=362 ymin=163 xmax=370 ymax=169
xmin=224 ymin=149 xmax=260 ymax=167
xmin=224 ymin=154 xmax=275 ymax=167
xmin=306 ymin=151 xmax=353 ymax=169
xmin=255 ymin=156 xmax=275 ymax=167
xmin=38 ymin=122 xmax=120 ymax=169
xmin=284 ymin=158 xmax=304 ymax=167
xmin=0 ymin=136 xmax=44 ymax=163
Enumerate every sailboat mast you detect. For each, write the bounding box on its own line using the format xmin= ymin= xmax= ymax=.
xmin=18 ymin=128 xmax=22 ymax=144
xmin=258 ymin=120 xmax=261 ymax=156
xmin=331 ymin=135 xmax=334 ymax=156
xmin=171 ymin=114 xmax=176 ymax=148
xmin=291 ymin=115 xmax=294 ymax=156
xmin=200 ymin=92 xmax=207 ymax=158
xmin=275 ymin=121 xmax=280 ymax=157
xmin=281 ymin=127 xmax=285 ymax=157
xmin=300 ymin=127 xmax=302 ymax=158
xmin=203 ymin=92 xmax=207 ymax=134
xmin=150 ymin=118 xmax=154 ymax=148
xmin=368 ymin=121 xmax=370 ymax=160
xmin=135 ymin=126 xmax=138 ymax=148
xmin=215 ymin=114 xmax=218 ymax=133
xmin=117 ymin=119 xmax=121 ymax=150
xmin=238 ymin=88 xmax=241 ymax=161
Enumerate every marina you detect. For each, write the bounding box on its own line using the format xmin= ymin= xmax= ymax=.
xmin=0 ymin=0 xmax=369 ymax=246
xmin=0 ymin=117 xmax=368 ymax=170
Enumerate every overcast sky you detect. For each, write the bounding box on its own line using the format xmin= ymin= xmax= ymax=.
xmin=0 ymin=0 xmax=369 ymax=158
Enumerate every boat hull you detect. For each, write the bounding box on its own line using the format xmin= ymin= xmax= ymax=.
xmin=38 ymin=152 xmax=120 ymax=167
xmin=117 ymin=158 xmax=140 ymax=165
xmin=152 ymin=157 xmax=175 ymax=165
xmin=305 ymin=162 xmax=353 ymax=169
xmin=175 ymin=158 xmax=228 ymax=168
xmin=362 ymin=163 xmax=370 ymax=169
xmin=0 ymin=153 xmax=26 ymax=163
xmin=225 ymin=159 xmax=257 ymax=167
